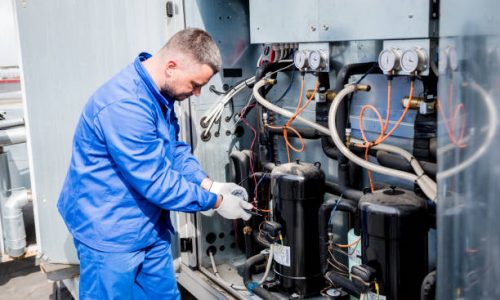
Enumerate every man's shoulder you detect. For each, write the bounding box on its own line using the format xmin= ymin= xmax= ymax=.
xmin=87 ymin=65 xmax=155 ymax=117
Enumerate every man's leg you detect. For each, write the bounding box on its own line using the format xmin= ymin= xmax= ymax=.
xmin=133 ymin=236 xmax=180 ymax=299
xmin=74 ymin=239 xmax=145 ymax=300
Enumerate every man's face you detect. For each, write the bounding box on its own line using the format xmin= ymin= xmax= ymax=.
xmin=162 ymin=60 xmax=214 ymax=101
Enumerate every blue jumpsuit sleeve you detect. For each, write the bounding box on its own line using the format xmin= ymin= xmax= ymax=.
xmin=173 ymin=141 xmax=208 ymax=185
xmin=168 ymin=109 xmax=208 ymax=185
xmin=93 ymin=98 xmax=217 ymax=212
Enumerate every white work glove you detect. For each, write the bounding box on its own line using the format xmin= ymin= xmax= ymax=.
xmin=209 ymin=182 xmax=248 ymax=201
xmin=215 ymin=194 xmax=253 ymax=221
xmin=200 ymin=182 xmax=249 ymax=217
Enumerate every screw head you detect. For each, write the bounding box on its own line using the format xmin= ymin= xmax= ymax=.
xmin=310 ymin=25 xmax=317 ymax=32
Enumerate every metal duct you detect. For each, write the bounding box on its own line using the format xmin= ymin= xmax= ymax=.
xmin=0 ymin=118 xmax=24 ymax=130
xmin=3 ymin=188 xmax=31 ymax=257
xmin=0 ymin=126 xmax=26 ymax=146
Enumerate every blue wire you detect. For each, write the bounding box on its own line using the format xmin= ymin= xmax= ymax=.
xmin=328 ymin=195 xmax=343 ymax=225
xmin=253 ymin=172 xmax=268 ymax=196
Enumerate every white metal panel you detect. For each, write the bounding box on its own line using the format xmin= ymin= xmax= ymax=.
xmin=250 ymin=0 xmax=433 ymax=43
xmin=14 ymin=0 xmax=168 ymax=264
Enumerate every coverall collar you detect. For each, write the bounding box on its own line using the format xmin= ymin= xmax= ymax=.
xmin=135 ymin=52 xmax=175 ymax=111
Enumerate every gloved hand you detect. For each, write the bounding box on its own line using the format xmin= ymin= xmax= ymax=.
xmin=200 ymin=182 xmax=249 ymax=217
xmin=209 ymin=182 xmax=248 ymax=201
xmin=215 ymin=194 xmax=253 ymax=221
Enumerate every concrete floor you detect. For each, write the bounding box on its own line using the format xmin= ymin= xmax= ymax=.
xmin=0 ymin=256 xmax=54 ymax=300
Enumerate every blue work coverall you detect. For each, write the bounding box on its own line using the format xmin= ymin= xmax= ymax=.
xmin=57 ymin=53 xmax=217 ymax=299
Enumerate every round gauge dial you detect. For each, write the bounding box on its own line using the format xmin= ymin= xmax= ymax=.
xmin=294 ymin=50 xmax=309 ymax=70
xmin=401 ymin=48 xmax=427 ymax=73
xmin=378 ymin=48 xmax=401 ymax=73
xmin=448 ymin=46 xmax=458 ymax=71
xmin=308 ymin=50 xmax=324 ymax=70
xmin=438 ymin=48 xmax=448 ymax=74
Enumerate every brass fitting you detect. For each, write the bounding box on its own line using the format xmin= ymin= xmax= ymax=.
xmin=356 ymin=84 xmax=371 ymax=92
xmin=243 ymin=226 xmax=253 ymax=235
xmin=401 ymin=96 xmax=424 ymax=109
xmin=306 ymin=89 xmax=337 ymax=102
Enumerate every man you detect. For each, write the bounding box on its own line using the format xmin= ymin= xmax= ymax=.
xmin=57 ymin=28 xmax=252 ymax=299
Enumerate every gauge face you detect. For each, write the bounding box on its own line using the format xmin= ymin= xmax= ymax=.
xmin=308 ymin=50 xmax=322 ymax=70
xmin=378 ymin=49 xmax=399 ymax=72
xmin=438 ymin=48 xmax=448 ymax=74
xmin=294 ymin=51 xmax=308 ymax=69
xmin=401 ymin=49 xmax=420 ymax=73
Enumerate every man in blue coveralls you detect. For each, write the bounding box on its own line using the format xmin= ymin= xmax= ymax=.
xmin=57 ymin=28 xmax=253 ymax=299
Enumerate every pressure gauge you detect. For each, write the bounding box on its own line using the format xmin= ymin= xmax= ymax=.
xmin=308 ymin=50 xmax=326 ymax=70
xmin=378 ymin=48 xmax=401 ymax=73
xmin=439 ymin=46 xmax=459 ymax=73
xmin=438 ymin=48 xmax=448 ymax=74
xmin=448 ymin=46 xmax=458 ymax=71
xmin=401 ymin=47 xmax=428 ymax=73
xmin=294 ymin=50 xmax=309 ymax=70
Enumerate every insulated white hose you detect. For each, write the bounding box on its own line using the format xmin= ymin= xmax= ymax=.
xmin=327 ymin=84 xmax=437 ymax=201
xmin=208 ymin=251 xmax=246 ymax=291
xmin=253 ymin=79 xmax=437 ymax=201
xmin=437 ymin=81 xmax=498 ymax=180
xmin=258 ymin=244 xmax=274 ymax=285
xmin=201 ymin=76 xmax=257 ymax=135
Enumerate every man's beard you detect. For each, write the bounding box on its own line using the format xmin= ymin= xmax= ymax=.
xmin=161 ymin=81 xmax=191 ymax=101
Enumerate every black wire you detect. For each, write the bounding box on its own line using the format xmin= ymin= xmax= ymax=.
xmin=346 ymin=62 xmax=379 ymax=128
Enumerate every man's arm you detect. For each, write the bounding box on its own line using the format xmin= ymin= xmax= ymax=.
xmin=93 ymin=98 xmax=217 ymax=212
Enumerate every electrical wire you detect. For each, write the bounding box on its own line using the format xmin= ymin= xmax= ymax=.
xmin=436 ymin=82 xmax=467 ymax=148
xmin=283 ymin=76 xmax=319 ymax=163
xmin=201 ymin=62 xmax=295 ymax=138
xmin=358 ymin=79 xmax=414 ymax=192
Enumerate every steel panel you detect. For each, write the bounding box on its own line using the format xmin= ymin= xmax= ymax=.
xmin=440 ymin=0 xmax=500 ymax=37
xmin=183 ymin=0 xmax=260 ymax=266
xmin=250 ymin=0 xmax=432 ymax=43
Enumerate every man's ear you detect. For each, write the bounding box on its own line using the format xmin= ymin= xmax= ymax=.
xmin=165 ymin=60 xmax=177 ymax=77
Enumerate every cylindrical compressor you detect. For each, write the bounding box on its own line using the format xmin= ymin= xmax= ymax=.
xmin=271 ymin=161 xmax=325 ymax=297
xmin=359 ymin=188 xmax=428 ymax=299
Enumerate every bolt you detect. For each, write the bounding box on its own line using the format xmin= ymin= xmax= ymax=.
xmin=322 ymin=24 xmax=329 ymax=31
xmin=310 ymin=25 xmax=317 ymax=32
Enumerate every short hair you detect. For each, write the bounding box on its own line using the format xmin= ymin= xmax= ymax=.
xmin=162 ymin=28 xmax=222 ymax=73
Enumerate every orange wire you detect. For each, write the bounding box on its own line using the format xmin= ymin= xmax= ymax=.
xmin=359 ymin=104 xmax=385 ymax=192
xmin=365 ymin=147 xmax=375 ymax=192
xmin=358 ymin=80 xmax=414 ymax=192
xmin=284 ymin=76 xmax=305 ymax=163
xmin=373 ymin=80 xmax=414 ymax=146
xmin=283 ymin=77 xmax=319 ymax=163
xmin=335 ymin=238 xmax=361 ymax=248
xmin=436 ymin=101 xmax=467 ymax=148
xmin=382 ymin=79 xmax=392 ymax=134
